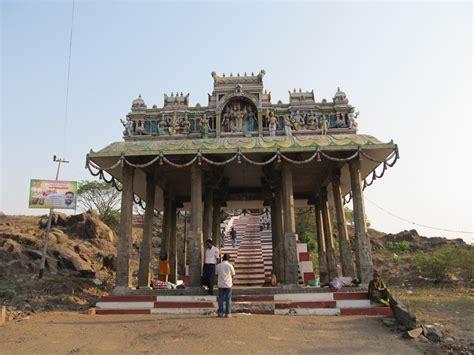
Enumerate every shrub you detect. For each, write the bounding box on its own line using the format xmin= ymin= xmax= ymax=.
xmin=414 ymin=245 xmax=464 ymax=281
xmin=386 ymin=240 xmax=411 ymax=255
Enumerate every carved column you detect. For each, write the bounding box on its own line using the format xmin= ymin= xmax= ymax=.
xmin=159 ymin=193 xmax=172 ymax=281
xmin=138 ymin=172 xmax=156 ymax=288
xmin=115 ymin=164 xmax=134 ymax=291
xmin=216 ymin=109 xmax=221 ymax=138
xmin=189 ymin=164 xmax=203 ymax=287
xmin=320 ymin=187 xmax=338 ymax=280
xmin=314 ymin=201 xmax=329 ymax=284
xmin=332 ymin=169 xmax=356 ymax=278
xmin=202 ymin=186 xmax=213 ymax=244
xmin=258 ymin=109 xmax=263 ymax=137
xmin=281 ymin=165 xmax=299 ymax=285
xmin=211 ymin=197 xmax=221 ymax=247
xmin=349 ymin=159 xmax=373 ymax=284
xmin=169 ymin=203 xmax=177 ymax=284
xmin=271 ymin=188 xmax=284 ymax=283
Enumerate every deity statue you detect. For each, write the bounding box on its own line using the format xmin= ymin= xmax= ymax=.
xmin=291 ymin=110 xmax=305 ymax=131
xmin=246 ymin=106 xmax=257 ymax=132
xmin=348 ymin=111 xmax=358 ymax=130
xmin=221 ymin=107 xmax=232 ymax=132
xmin=158 ymin=114 xmax=168 ymax=136
xmin=200 ymin=114 xmax=209 ymax=139
xmin=235 ymin=105 xmax=243 ymax=132
xmin=321 ymin=114 xmax=329 ymax=135
xmin=284 ymin=115 xmax=292 ymax=136
xmin=179 ymin=113 xmax=190 ymax=134
xmin=168 ymin=112 xmax=179 ymax=135
xmin=306 ymin=111 xmax=318 ymax=130
xmin=120 ymin=118 xmax=132 ymax=136
xmin=335 ymin=112 xmax=345 ymax=128
xmin=267 ymin=111 xmax=278 ymax=136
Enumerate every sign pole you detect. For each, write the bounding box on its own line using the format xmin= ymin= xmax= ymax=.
xmin=38 ymin=156 xmax=69 ymax=279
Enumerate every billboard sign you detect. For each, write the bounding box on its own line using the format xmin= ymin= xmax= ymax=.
xmin=29 ymin=179 xmax=78 ymax=209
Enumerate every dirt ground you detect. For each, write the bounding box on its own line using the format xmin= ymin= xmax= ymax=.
xmin=1 ymin=312 xmax=438 ymax=354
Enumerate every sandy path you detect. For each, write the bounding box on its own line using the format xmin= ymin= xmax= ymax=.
xmin=0 ymin=312 xmax=437 ymax=354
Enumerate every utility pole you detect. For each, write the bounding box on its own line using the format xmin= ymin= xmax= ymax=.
xmin=39 ymin=155 xmax=69 ymax=279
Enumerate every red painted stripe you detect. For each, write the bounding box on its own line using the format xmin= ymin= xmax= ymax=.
xmin=303 ymin=272 xmax=316 ymax=284
xmin=154 ymin=302 xmax=214 ymax=308
xmin=100 ymin=296 xmax=156 ymax=302
xmin=275 ymin=301 xmax=337 ymax=309
xmin=333 ymin=292 xmax=369 ymax=300
xmin=234 ymin=309 xmax=274 ymax=315
xmin=96 ymin=308 xmax=151 ymax=315
xmin=298 ymin=252 xmax=310 ymax=261
xmin=232 ymin=295 xmax=274 ymax=302
xmin=340 ymin=307 xmax=392 ymax=316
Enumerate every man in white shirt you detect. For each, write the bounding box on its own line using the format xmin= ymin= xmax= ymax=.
xmin=203 ymin=239 xmax=219 ymax=295
xmin=216 ymin=253 xmax=235 ymax=318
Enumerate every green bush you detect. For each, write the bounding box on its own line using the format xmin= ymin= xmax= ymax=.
xmin=386 ymin=240 xmax=411 ymax=255
xmin=414 ymin=245 xmax=471 ymax=281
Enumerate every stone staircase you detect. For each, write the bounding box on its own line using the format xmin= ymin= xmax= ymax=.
xmin=95 ymin=291 xmax=392 ymax=316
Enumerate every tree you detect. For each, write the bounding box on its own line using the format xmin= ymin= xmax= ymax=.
xmin=77 ymin=180 xmax=121 ymax=230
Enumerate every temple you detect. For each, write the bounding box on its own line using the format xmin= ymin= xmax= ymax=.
xmin=86 ymin=70 xmax=399 ymax=296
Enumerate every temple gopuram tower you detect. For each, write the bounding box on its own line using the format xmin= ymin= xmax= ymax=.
xmin=86 ymin=70 xmax=398 ymax=294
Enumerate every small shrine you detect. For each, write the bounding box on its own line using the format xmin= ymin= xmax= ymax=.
xmin=86 ymin=70 xmax=399 ymax=294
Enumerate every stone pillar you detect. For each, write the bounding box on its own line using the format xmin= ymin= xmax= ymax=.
xmin=211 ymin=198 xmax=221 ymax=247
xmin=115 ymin=164 xmax=134 ymax=291
xmin=332 ymin=169 xmax=356 ymax=278
xmin=270 ymin=190 xmax=282 ymax=282
xmin=202 ymin=186 xmax=213 ymax=244
xmin=138 ymin=172 xmax=156 ymax=288
xmin=215 ymin=109 xmax=221 ymax=138
xmin=159 ymin=193 xmax=171 ymax=281
xmin=169 ymin=203 xmax=177 ymax=284
xmin=281 ymin=165 xmax=299 ymax=285
xmin=258 ymin=109 xmax=263 ymax=137
xmin=189 ymin=164 xmax=203 ymax=287
xmin=320 ymin=187 xmax=338 ymax=280
xmin=349 ymin=159 xmax=373 ymax=284
xmin=314 ymin=202 xmax=329 ymax=284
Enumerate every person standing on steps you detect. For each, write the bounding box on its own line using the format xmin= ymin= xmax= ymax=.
xmin=220 ymin=228 xmax=226 ymax=248
xmin=230 ymin=227 xmax=237 ymax=248
xmin=203 ymin=239 xmax=219 ymax=295
xmin=216 ymin=253 xmax=235 ymax=318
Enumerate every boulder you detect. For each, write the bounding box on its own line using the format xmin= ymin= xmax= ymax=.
xmin=38 ymin=212 xmax=68 ymax=228
xmin=68 ymin=212 xmax=114 ymax=242
xmin=49 ymin=228 xmax=69 ymax=244
xmin=102 ymin=254 xmax=116 ymax=270
xmin=56 ymin=248 xmax=94 ymax=274
xmin=423 ymin=324 xmax=444 ymax=342
xmin=407 ymin=327 xmax=423 ymax=339
xmin=389 ymin=294 xmax=417 ymax=330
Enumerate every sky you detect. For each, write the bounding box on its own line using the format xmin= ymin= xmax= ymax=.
xmin=1 ymin=1 xmax=473 ymax=242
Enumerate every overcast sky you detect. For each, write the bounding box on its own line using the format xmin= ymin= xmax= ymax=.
xmin=1 ymin=1 xmax=472 ymax=242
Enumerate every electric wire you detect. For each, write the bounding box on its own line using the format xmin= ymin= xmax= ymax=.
xmin=62 ymin=0 xmax=75 ymax=157
xmin=365 ymin=196 xmax=473 ymax=235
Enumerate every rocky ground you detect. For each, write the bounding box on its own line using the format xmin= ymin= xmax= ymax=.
xmin=0 ymin=213 xmax=472 ymax=353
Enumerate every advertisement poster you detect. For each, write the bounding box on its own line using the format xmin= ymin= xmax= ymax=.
xmin=29 ymin=179 xmax=78 ymax=209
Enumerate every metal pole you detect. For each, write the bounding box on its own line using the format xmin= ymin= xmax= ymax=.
xmin=39 ymin=157 xmax=68 ymax=279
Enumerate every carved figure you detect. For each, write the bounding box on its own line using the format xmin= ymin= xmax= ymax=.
xmin=221 ymin=108 xmax=232 ymax=132
xmin=306 ymin=112 xmax=318 ymax=130
xmin=235 ymin=106 xmax=243 ymax=131
xmin=120 ymin=118 xmax=132 ymax=136
xmin=284 ymin=115 xmax=292 ymax=136
xmin=200 ymin=114 xmax=209 ymax=139
xmin=158 ymin=114 xmax=168 ymax=136
xmin=348 ymin=112 xmax=358 ymax=130
xmin=246 ymin=107 xmax=257 ymax=132
xmin=291 ymin=110 xmax=305 ymax=131
xmin=180 ymin=113 xmax=190 ymax=134
xmin=268 ymin=111 xmax=278 ymax=136
xmin=321 ymin=114 xmax=329 ymax=135
xmin=168 ymin=112 xmax=179 ymax=135
xmin=335 ymin=112 xmax=345 ymax=128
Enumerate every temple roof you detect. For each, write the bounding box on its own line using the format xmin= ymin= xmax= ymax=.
xmin=89 ymin=134 xmax=394 ymax=157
